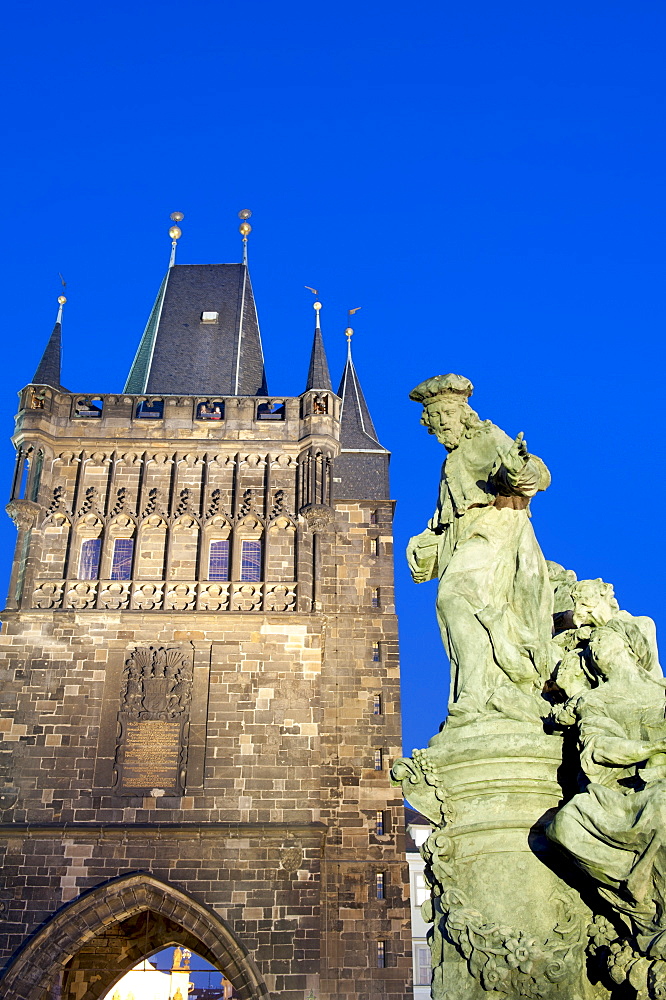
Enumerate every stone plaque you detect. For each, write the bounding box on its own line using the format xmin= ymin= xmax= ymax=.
xmin=113 ymin=645 xmax=193 ymax=795
xmin=121 ymin=720 xmax=182 ymax=789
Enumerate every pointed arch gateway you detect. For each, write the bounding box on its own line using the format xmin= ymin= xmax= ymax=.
xmin=0 ymin=872 xmax=270 ymax=1000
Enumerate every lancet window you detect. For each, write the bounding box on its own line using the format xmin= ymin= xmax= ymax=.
xmin=208 ymin=539 xmax=230 ymax=581
xmin=79 ymin=538 xmax=102 ymax=580
xmin=110 ymin=538 xmax=134 ymax=580
xmin=240 ymin=540 xmax=262 ymax=582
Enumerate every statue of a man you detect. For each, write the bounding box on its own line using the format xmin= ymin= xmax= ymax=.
xmin=407 ymin=374 xmax=552 ymax=724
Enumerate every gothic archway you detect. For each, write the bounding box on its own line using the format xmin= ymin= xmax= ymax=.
xmin=0 ymin=872 xmax=270 ymax=1000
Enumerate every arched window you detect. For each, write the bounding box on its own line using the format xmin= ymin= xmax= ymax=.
xmin=208 ymin=539 xmax=230 ymax=581
xmin=79 ymin=538 xmax=101 ymax=579
xmin=240 ymin=540 xmax=262 ymax=582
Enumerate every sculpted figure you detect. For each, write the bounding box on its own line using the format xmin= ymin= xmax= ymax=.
xmin=547 ymin=625 xmax=666 ymax=957
xmin=553 ymin=578 xmax=662 ymax=700
xmin=406 ymin=374 xmax=552 ymax=723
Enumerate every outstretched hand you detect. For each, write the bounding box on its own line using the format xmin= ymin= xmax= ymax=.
xmin=502 ymin=431 xmax=529 ymax=476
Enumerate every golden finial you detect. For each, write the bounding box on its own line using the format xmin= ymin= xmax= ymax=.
xmin=56 ymin=294 xmax=67 ymax=323
xmin=58 ymin=295 xmax=67 ymax=305
xmin=168 ymin=212 xmax=184 ymax=267
xmin=238 ymin=210 xmax=252 ymax=264
xmin=345 ymin=308 xmax=361 ymax=357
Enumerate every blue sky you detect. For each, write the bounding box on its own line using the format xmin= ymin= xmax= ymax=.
xmin=3 ymin=0 xmax=665 ymax=753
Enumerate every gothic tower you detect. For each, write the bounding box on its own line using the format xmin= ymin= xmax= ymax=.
xmin=0 ymin=224 xmax=411 ymax=1000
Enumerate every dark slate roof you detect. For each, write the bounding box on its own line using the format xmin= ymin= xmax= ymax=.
xmin=305 ymin=321 xmax=332 ymax=391
xmin=337 ymin=350 xmax=385 ymax=451
xmin=32 ymin=321 xmax=63 ymax=390
xmin=333 ymin=346 xmax=390 ymax=501
xmin=124 ymin=263 xmax=267 ymax=396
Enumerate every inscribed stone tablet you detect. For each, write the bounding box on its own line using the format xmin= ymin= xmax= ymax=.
xmin=121 ymin=720 xmax=182 ymax=789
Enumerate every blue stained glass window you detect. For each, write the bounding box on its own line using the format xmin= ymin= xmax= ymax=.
xmin=209 ymin=539 xmax=230 ymax=581
xmin=110 ymin=538 xmax=134 ymax=580
xmin=79 ymin=538 xmax=101 ymax=579
xmin=240 ymin=540 xmax=262 ymax=582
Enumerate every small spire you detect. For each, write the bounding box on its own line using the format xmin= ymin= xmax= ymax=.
xmin=305 ymin=295 xmax=332 ymax=392
xmin=32 ymin=296 xmax=65 ymax=389
xmin=238 ymin=209 xmax=252 ymax=265
xmin=168 ymin=211 xmax=184 ymax=267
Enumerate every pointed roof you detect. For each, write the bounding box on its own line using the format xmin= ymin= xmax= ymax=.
xmin=32 ymin=301 xmax=65 ymax=390
xmin=124 ymin=263 xmax=267 ymax=396
xmin=337 ymin=344 xmax=386 ymax=452
xmin=305 ymin=311 xmax=332 ymax=391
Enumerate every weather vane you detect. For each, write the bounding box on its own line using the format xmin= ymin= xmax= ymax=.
xmin=305 ymin=286 xmax=322 ymax=327
xmin=169 ymin=212 xmax=184 ymax=267
xmin=238 ymin=209 xmax=252 ymax=264
xmin=345 ymin=307 xmax=361 ymax=351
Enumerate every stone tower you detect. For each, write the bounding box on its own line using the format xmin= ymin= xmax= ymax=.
xmin=0 ymin=244 xmax=411 ymax=1000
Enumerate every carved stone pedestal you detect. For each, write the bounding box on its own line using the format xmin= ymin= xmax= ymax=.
xmin=394 ymin=720 xmax=597 ymax=1000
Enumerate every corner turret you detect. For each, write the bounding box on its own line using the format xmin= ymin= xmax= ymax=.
xmin=31 ymin=296 xmax=66 ymax=391
xmin=333 ymin=326 xmax=390 ymax=501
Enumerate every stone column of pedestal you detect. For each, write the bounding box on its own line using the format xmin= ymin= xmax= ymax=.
xmin=394 ymin=719 xmax=599 ymax=1000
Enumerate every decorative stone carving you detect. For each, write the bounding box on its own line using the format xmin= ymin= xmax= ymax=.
xmin=264 ymin=584 xmax=296 ymax=612
xmin=32 ymin=581 xmax=64 ymax=609
xmin=198 ymin=582 xmax=230 ymax=611
xmin=132 ymin=582 xmax=164 ymax=610
xmin=120 ymin=646 xmax=192 ymax=721
xmin=165 ymin=583 xmax=196 ymax=611
xmin=5 ymin=499 xmax=40 ymax=531
xmin=65 ymin=581 xmax=97 ymax=609
xmin=300 ymin=503 xmax=334 ymax=533
xmin=98 ymin=581 xmax=130 ymax=610
xmin=232 ymin=584 xmax=262 ymax=611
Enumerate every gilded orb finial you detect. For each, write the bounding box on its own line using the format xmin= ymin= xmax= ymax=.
xmin=168 ymin=212 xmax=184 ymax=267
xmin=58 ymin=295 xmax=67 ymax=306
xmin=238 ymin=210 xmax=252 ymax=264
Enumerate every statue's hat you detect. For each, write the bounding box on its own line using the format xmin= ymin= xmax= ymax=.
xmin=409 ymin=373 xmax=474 ymax=403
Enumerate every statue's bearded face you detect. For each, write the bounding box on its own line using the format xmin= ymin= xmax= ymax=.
xmin=572 ymin=588 xmax=617 ymax=628
xmin=421 ymin=398 xmax=467 ymax=450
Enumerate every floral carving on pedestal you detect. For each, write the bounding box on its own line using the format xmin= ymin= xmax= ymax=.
xmin=431 ymin=887 xmax=585 ymax=998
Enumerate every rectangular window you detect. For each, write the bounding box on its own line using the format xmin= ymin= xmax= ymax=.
xmin=374 ymin=749 xmax=383 ymax=771
xmin=376 ymin=872 xmax=385 ymax=900
xmin=375 ymin=810 xmax=385 ymax=836
xmin=369 ymin=510 xmax=378 ymax=525
xmin=240 ymin=540 xmax=262 ymax=582
xmin=209 ymin=539 xmax=230 ymax=581
xmin=414 ymin=872 xmax=429 ymax=906
xmin=370 ymin=537 xmax=379 ymax=557
xmin=372 ymin=642 xmax=380 ymax=662
xmin=78 ymin=538 xmax=101 ymax=580
xmin=416 ymin=945 xmax=431 ymax=985
xmin=110 ymin=538 xmax=134 ymax=580
xmin=371 ymin=588 xmax=380 ymax=608
xmin=377 ymin=941 xmax=386 ymax=969
xmin=373 ymin=693 xmax=382 ymax=715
